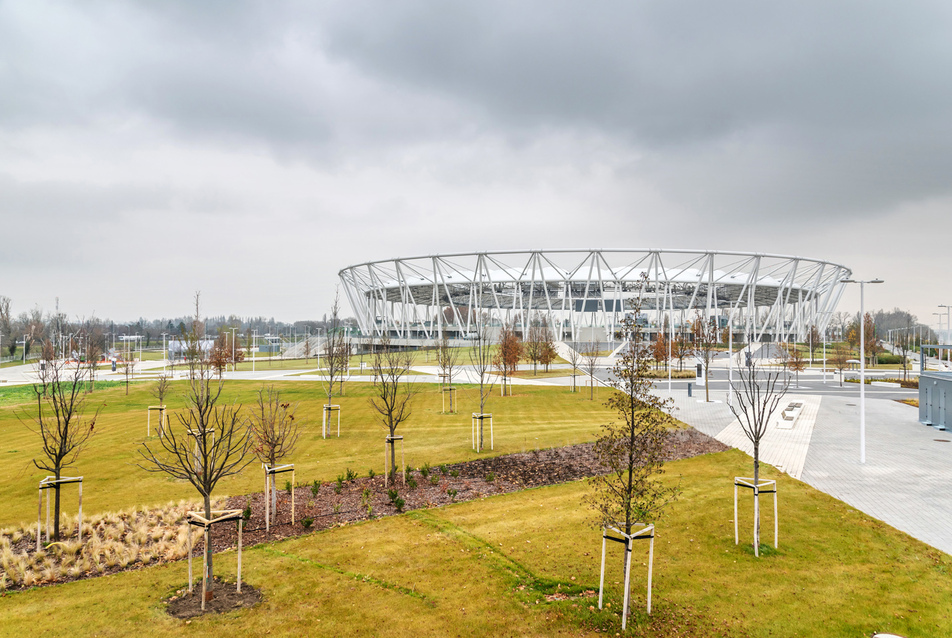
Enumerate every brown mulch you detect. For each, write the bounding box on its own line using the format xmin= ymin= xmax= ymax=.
xmin=3 ymin=428 xmax=727 ymax=599
xmin=165 ymin=577 xmax=263 ymax=619
xmin=205 ymin=428 xmax=728 ymax=553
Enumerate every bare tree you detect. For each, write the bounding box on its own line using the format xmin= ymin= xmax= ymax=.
xmin=248 ymin=385 xmax=300 ymax=524
xmin=539 ymin=319 xmax=558 ymax=372
xmin=321 ymin=292 xmax=352 ymax=407
xmin=436 ymin=331 xmax=461 ymax=411
xmin=122 ymin=353 xmax=137 ymax=395
xmin=523 ymin=320 xmax=544 ymax=375
xmin=566 ymin=344 xmax=582 ymax=392
xmin=786 ymin=344 xmax=806 ymax=387
xmin=728 ymin=354 xmax=788 ymax=556
xmin=691 ymin=313 xmax=719 ymax=402
xmin=805 ymin=325 xmax=822 ymax=366
xmin=24 ymin=341 xmax=103 ymax=541
xmin=369 ymin=336 xmax=417 ymax=480
xmin=469 ymin=324 xmax=497 ymax=449
xmin=139 ymin=295 xmax=252 ymax=595
xmin=582 ymin=339 xmax=601 ymax=400
xmin=896 ymin=325 xmax=913 ymax=382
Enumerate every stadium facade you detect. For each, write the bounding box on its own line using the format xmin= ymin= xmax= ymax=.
xmin=339 ymin=250 xmax=851 ymax=343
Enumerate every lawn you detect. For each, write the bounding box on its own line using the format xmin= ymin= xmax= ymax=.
xmin=0 ymin=380 xmax=612 ymax=530
xmin=0 ymin=450 xmax=948 ymax=637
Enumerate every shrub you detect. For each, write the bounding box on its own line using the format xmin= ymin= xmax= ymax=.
xmin=485 ymin=472 xmax=495 ymax=483
xmin=387 ymin=488 xmax=399 ymax=504
xmin=447 ymin=488 xmax=458 ymax=502
xmin=420 ymin=463 xmax=430 ymax=479
xmin=450 ymin=469 xmax=460 ymax=478
xmin=345 ymin=468 xmax=358 ymax=482
xmin=393 ymin=497 xmax=405 ymax=513
xmin=301 ymin=517 xmax=314 ymax=529
xmin=404 ymin=467 xmax=414 ymax=482
xmin=407 ymin=477 xmax=418 ymax=490
xmin=361 ymin=488 xmax=372 ymax=507
xmin=429 ymin=476 xmax=440 ymax=486
xmin=242 ymin=502 xmax=252 ymax=522
xmin=876 ymin=354 xmax=903 ymax=365
xmin=310 ymin=480 xmax=321 ymax=497
xmin=285 ymin=480 xmax=293 ymax=494
xmin=439 ymin=464 xmax=448 ymax=475
xmin=368 ymin=468 xmax=376 ymax=479
xmin=333 ymin=480 xmax=342 ymax=495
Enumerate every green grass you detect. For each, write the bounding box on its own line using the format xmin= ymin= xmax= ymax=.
xmin=1 ymin=450 xmax=949 ymax=636
xmin=0 ymin=380 xmax=612 ymax=529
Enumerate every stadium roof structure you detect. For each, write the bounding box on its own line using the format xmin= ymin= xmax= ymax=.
xmin=339 ymin=249 xmax=852 ymax=343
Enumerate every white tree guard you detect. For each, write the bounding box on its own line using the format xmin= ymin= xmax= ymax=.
xmin=598 ymin=523 xmax=655 ymax=629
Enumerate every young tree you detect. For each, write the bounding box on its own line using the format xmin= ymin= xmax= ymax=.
xmin=728 ymin=354 xmax=788 ymax=557
xmin=539 ymin=320 xmax=558 ymax=372
xmin=209 ymin=332 xmax=230 ymax=378
xmin=469 ymin=324 xmax=497 ymax=450
xmin=369 ymin=336 xmax=417 ymax=480
xmin=25 ymin=342 xmax=104 ymax=541
xmin=896 ymin=327 xmax=913 ymax=381
xmin=588 ymin=306 xmax=679 ymax=624
xmin=122 ymin=353 xmax=137 ymax=395
xmin=139 ymin=295 xmax=252 ymax=596
xmin=566 ymin=344 xmax=582 ymax=392
xmin=805 ymin=325 xmax=822 ymax=365
xmin=830 ymin=346 xmax=851 ymax=386
xmin=845 ymin=322 xmax=860 ymax=355
xmin=673 ymin=327 xmax=691 ymax=372
xmin=651 ymin=334 xmax=669 ymax=371
xmin=582 ymin=339 xmax=601 ymax=400
xmin=692 ymin=313 xmax=719 ymax=402
xmin=436 ymin=331 xmax=461 ymax=411
xmin=863 ymin=312 xmax=879 ymax=367
xmin=589 ymin=316 xmax=678 ymax=531
xmin=321 ymin=293 xmax=352 ymax=406
xmin=494 ymin=323 xmax=522 ymax=396
xmin=523 ymin=321 xmax=544 ymax=375
xmin=248 ymin=385 xmax=300 ymax=525
xmin=786 ymin=345 xmax=806 ymax=387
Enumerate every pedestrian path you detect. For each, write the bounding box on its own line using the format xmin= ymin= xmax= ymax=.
xmin=660 ymin=387 xmax=952 ymax=556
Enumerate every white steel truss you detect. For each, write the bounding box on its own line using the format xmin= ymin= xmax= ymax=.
xmin=338 ymin=249 xmax=852 ymax=343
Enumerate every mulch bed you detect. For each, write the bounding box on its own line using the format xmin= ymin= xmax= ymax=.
xmin=165 ymin=577 xmax=263 ymax=619
xmin=3 ymin=428 xmax=727 ymax=605
xmin=206 ymin=428 xmax=727 ymax=553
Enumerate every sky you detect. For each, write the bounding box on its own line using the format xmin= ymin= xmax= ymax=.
xmin=1 ymin=1 xmax=950 ymax=327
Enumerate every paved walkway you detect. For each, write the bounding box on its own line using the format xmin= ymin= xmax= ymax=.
xmin=660 ymin=386 xmax=952 ymax=555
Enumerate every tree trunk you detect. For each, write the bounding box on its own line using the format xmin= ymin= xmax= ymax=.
xmin=203 ymin=493 xmax=214 ymax=595
xmin=704 ymin=365 xmax=710 ymax=402
xmin=271 ymin=475 xmax=277 ymax=525
xmin=53 ymin=470 xmax=62 ymax=542
xmin=753 ymin=444 xmax=760 ymax=557
xmin=389 ymin=435 xmax=397 ymax=481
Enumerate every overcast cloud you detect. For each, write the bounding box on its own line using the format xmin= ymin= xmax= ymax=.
xmin=0 ymin=0 xmax=949 ymax=323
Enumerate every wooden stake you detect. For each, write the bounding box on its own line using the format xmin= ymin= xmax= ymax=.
xmin=187 ymin=526 xmax=193 ymax=593
xmin=237 ymin=518 xmax=242 ymax=594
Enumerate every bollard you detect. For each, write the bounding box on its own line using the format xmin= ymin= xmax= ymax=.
xmin=688 ymin=382 xmax=693 ymax=397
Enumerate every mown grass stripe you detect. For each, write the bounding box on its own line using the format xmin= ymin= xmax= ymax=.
xmin=259 ymin=546 xmax=435 ymax=606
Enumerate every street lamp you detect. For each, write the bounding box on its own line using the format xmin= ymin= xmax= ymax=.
xmin=841 ymin=278 xmax=884 ymax=464
xmin=940 ymin=305 xmax=951 ymax=366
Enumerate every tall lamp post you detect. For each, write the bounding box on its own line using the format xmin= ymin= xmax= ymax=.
xmin=841 ymin=278 xmax=884 ymax=464
xmin=940 ymin=305 xmax=951 ymax=366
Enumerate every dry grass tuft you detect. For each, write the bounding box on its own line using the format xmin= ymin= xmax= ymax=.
xmin=0 ymin=498 xmax=226 ymax=590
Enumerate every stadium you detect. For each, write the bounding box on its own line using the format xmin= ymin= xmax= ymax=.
xmin=338 ymin=250 xmax=852 ymax=344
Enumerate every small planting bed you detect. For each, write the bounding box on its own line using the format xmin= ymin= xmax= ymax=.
xmin=165 ymin=577 xmax=263 ymax=619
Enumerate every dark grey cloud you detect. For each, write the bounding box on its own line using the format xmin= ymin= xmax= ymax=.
xmin=0 ymin=0 xmax=950 ymax=321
